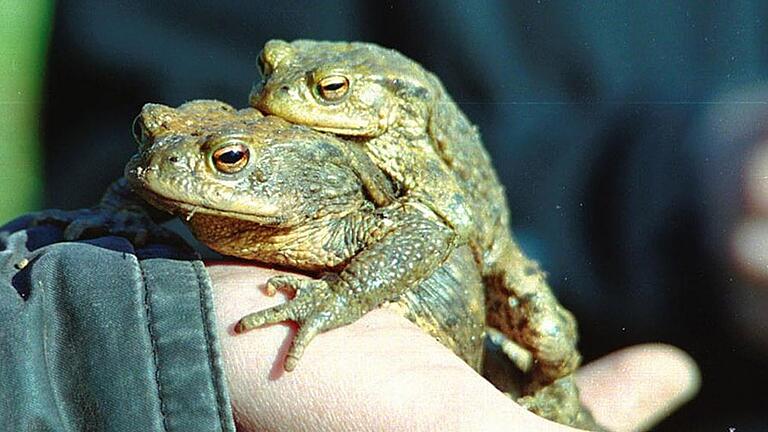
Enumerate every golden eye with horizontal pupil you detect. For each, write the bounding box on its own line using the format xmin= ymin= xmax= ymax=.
xmin=212 ymin=143 xmax=250 ymax=174
xmin=316 ymin=75 xmax=350 ymax=101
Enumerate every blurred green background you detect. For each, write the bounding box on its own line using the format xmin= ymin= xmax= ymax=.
xmin=0 ymin=1 xmax=52 ymax=223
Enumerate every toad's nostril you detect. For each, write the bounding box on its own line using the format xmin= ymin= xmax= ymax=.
xmin=168 ymin=156 xmax=179 ymax=163
xmin=280 ymin=85 xmax=290 ymax=92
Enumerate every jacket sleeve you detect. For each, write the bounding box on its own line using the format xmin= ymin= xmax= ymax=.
xmin=0 ymin=215 xmax=235 ymax=432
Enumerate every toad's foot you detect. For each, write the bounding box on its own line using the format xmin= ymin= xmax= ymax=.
xmin=515 ymin=291 xmax=581 ymax=380
xmin=487 ymin=237 xmax=583 ymax=383
xmin=486 ymin=327 xmax=533 ymax=373
xmin=235 ymin=275 xmax=361 ymax=371
xmin=487 ymin=284 xmax=581 ymax=381
xmin=518 ymin=375 xmax=602 ymax=431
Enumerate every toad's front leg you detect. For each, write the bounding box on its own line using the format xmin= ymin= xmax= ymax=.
xmin=29 ymin=178 xmax=178 ymax=246
xmin=235 ymin=274 xmax=363 ymax=371
xmin=235 ymin=209 xmax=457 ymax=371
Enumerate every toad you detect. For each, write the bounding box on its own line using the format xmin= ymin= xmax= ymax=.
xmin=123 ymin=99 xmax=597 ymax=429
xmin=249 ymin=40 xmax=588 ymax=425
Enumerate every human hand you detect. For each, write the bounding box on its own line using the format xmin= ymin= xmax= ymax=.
xmin=730 ymin=142 xmax=768 ymax=353
xmin=209 ymin=263 xmax=699 ymax=432
xmin=733 ymin=142 xmax=768 ymax=283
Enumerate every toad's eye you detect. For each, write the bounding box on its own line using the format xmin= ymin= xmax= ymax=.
xmin=212 ymin=143 xmax=250 ymax=174
xmin=316 ymin=75 xmax=350 ymax=102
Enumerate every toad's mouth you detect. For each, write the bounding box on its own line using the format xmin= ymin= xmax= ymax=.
xmin=254 ymin=99 xmax=381 ymax=137
xmin=308 ymin=123 xmax=374 ymax=137
xmin=129 ymin=177 xmax=288 ymax=227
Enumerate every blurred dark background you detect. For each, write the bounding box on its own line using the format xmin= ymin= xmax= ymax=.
xmin=25 ymin=0 xmax=768 ymax=429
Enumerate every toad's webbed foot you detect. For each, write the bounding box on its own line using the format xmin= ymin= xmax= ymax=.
xmin=486 ymin=327 xmax=533 ymax=373
xmin=487 ymin=282 xmax=581 ymax=383
xmin=487 ymin=239 xmax=582 ymax=383
xmin=235 ymin=274 xmax=363 ymax=371
xmin=487 ymin=327 xmax=598 ymax=429
xmin=515 ymin=291 xmax=581 ymax=380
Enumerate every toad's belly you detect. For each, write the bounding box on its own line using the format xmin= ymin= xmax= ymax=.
xmin=387 ymin=245 xmax=486 ymax=370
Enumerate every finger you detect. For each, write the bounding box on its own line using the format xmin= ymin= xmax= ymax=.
xmin=210 ymin=263 xmax=580 ymax=432
xmin=731 ymin=218 xmax=768 ymax=283
xmin=576 ymin=343 xmax=700 ymax=432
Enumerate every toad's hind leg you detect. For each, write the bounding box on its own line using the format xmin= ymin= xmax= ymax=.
xmin=484 ymin=236 xmax=588 ymax=427
xmin=486 ymin=327 xmax=603 ymax=430
xmin=484 ymin=238 xmax=603 ymax=429
xmin=485 ymin=236 xmax=581 ymax=382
